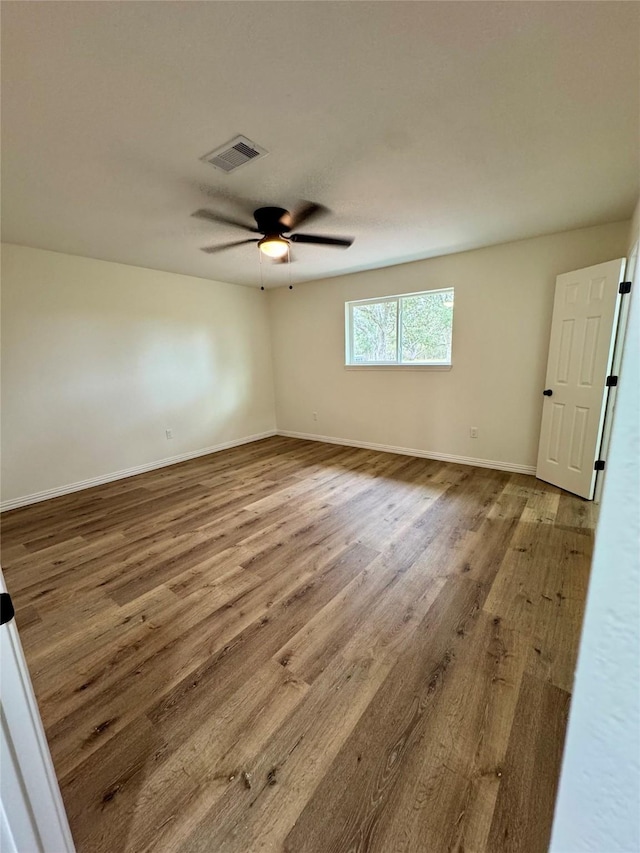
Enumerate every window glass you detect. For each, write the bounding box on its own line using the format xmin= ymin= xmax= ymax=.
xmin=400 ymin=291 xmax=453 ymax=364
xmin=352 ymin=300 xmax=397 ymax=363
xmin=346 ymin=288 xmax=453 ymax=366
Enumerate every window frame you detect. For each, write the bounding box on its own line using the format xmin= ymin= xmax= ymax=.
xmin=345 ymin=287 xmax=454 ymax=369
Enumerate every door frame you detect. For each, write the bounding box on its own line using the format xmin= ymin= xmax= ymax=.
xmin=0 ymin=569 xmax=75 ymax=852
xmin=594 ymin=247 xmax=636 ymax=503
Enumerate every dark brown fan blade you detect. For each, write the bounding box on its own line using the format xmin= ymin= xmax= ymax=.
xmin=201 ymin=239 xmax=258 ymax=254
xmin=282 ymin=202 xmax=329 ymax=231
xmin=192 ymin=209 xmax=257 ymax=232
xmin=290 ymin=233 xmax=353 ymax=248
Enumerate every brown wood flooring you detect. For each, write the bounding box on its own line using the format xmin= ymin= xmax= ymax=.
xmin=1 ymin=437 xmax=595 ymax=853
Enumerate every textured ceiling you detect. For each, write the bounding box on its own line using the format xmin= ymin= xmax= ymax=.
xmin=1 ymin=1 xmax=638 ymax=288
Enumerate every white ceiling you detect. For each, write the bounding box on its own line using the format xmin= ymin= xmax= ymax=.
xmin=1 ymin=1 xmax=638 ymax=288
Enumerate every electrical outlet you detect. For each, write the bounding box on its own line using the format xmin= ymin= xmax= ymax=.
xmin=470 ymin=427 xmax=478 ymax=438
xmin=312 ymin=412 xmax=318 ymax=421
xmin=166 ymin=429 xmax=173 ymax=440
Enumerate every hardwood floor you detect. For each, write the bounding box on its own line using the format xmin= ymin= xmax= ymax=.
xmin=1 ymin=437 xmax=595 ymax=853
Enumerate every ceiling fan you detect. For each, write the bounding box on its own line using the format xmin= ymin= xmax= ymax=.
xmin=192 ymin=202 xmax=353 ymax=262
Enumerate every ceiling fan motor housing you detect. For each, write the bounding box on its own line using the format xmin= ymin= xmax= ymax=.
xmin=254 ymin=207 xmax=289 ymax=235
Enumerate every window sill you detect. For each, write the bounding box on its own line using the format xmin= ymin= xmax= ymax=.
xmin=344 ymin=363 xmax=452 ymax=371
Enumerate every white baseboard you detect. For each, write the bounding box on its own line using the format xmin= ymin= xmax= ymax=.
xmin=1 ymin=427 xmax=536 ymax=513
xmin=277 ymin=430 xmax=537 ymax=476
xmin=0 ymin=430 xmax=277 ymax=512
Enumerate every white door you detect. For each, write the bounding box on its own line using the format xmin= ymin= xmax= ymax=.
xmin=536 ymin=258 xmax=626 ymax=499
xmin=0 ymin=569 xmax=75 ymax=852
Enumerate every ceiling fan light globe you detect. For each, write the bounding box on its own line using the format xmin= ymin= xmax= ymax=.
xmin=258 ymin=236 xmax=289 ymax=259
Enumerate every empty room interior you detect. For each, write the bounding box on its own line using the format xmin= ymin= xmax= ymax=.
xmin=1 ymin=2 xmax=639 ymax=852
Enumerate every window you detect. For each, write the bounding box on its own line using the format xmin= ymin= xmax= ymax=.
xmin=345 ymin=288 xmax=454 ymax=366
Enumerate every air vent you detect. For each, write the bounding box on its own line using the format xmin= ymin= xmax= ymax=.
xmin=200 ymin=135 xmax=268 ymax=173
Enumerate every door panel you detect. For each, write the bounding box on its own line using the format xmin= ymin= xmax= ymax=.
xmin=556 ymin=320 xmax=574 ymax=384
xmin=536 ymin=258 xmax=625 ymax=499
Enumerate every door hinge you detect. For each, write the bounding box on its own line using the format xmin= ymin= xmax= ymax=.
xmin=0 ymin=592 xmax=15 ymax=626
xmin=606 ymin=375 xmax=619 ymax=387
xmin=619 ymin=281 xmax=632 ymax=294
xmin=594 ymin=460 xmax=606 ymax=471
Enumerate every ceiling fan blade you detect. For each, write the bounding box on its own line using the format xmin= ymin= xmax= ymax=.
xmin=201 ymin=239 xmax=259 ymax=254
xmin=282 ymin=202 xmax=329 ymax=231
xmin=192 ymin=209 xmax=257 ymax=232
xmin=290 ymin=233 xmax=353 ymax=248
xmin=194 ymin=186 xmax=262 ymax=220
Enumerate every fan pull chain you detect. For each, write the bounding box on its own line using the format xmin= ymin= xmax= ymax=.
xmin=288 ymin=243 xmax=293 ymax=290
xmin=259 ymin=247 xmax=265 ymax=291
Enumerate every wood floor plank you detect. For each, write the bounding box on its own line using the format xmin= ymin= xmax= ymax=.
xmin=524 ymin=528 xmax=591 ymax=692
xmin=0 ymin=437 xmax=593 ymax=853
xmin=29 ymin=583 xmax=180 ymax=689
xmin=3 ymin=533 xmax=125 ymax=593
xmin=60 ymin=660 xmax=309 ymax=853
xmin=179 ymin=574 xmax=449 ymax=853
xmin=43 ymin=554 xmax=316 ymax=774
xmin=282 ymin=577 xmax=489 ymax=853
xmin=275 ymin=474 xmax=492 ymax=685
xmin=147 ymin=541 xmax=380 ymax=737
xmin=521 ymin=488 xmax=561 ymax=525
xmin=484 ymin=522 xmax=592 ymax=693
xmin=486 ymin=673 xmax=571 ymax=853
xmin=554 ymin=491 xmax=596 ymax=532
xmin=289 ymin=610 xmax=529 ymax=853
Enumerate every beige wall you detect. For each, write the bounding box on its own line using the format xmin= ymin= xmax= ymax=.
xmin=1 ymin=244 xmax=275 ymax=506
xmin=268 ymin=221 xmax=629 ymax=471
xmin=1 ymin=220 xmax=630 ymax=507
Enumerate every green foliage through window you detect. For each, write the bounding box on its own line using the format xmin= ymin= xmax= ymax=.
xmin=352 ymin=301 xmax=397 ymax=362
xmin=347 ymin=289 xmax=453 ymax=365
